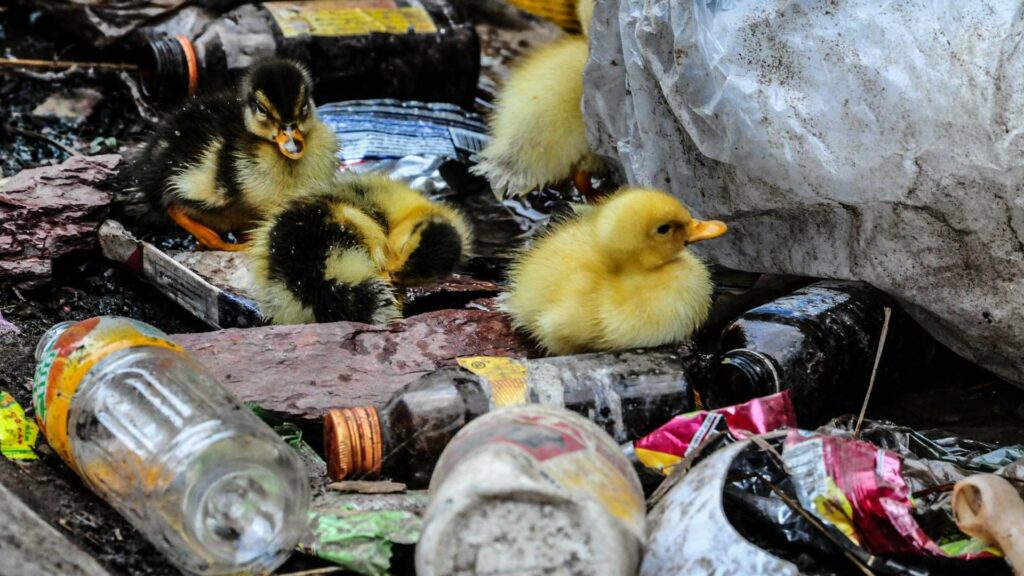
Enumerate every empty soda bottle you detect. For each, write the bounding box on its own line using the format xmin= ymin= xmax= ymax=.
xmin=704 ymin=281 xmax=934 ymax=425
xmin=324 ymin=350 xmax=692 ymax=486
xmin=33 ymin=317 xmax=309 ymax=575
xmin=416 ymin=405 xmax=646 ymax=576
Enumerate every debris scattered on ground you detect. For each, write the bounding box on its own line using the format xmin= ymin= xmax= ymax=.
xmin=98 ymin=220 xmax=263 ymax=329
xmin=31 ymin=88 xmax=103 ymax=124
xmin=953 ymin=474 xmax=1024 ymax=574
xmin=0 ymin=155 xmax=119 ymax=289
xmin=0 ymin=390 xmax=37 ymax=461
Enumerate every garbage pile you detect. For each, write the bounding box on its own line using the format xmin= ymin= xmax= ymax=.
xmin=2 ymin=1 xmax=1024 ymax=576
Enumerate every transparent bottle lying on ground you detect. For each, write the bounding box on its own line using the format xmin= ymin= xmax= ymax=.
xmin=33 ymin=316 xmax=309 ymax=575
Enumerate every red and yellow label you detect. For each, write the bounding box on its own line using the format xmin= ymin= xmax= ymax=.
xmin=32 ymin=317 xmax=182 ymax=470
xmin=265 ymin=0 xmax=437 ymax=38
xmin=457 ymin=356 xmax=529 ymax=408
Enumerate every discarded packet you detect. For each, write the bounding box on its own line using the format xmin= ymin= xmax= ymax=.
xmin=633 ymin=390 xmax=797 ymax=476
xmin=319 ymin=99 xmax=490 ymax=193
xmin=0 ymin=391 xmax=38 ymax=460
xmin=783 ymin=431 xmax=1000 ymax=560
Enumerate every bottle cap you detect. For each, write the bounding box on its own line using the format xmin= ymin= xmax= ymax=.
xmin=324 ymin=407 xmax=382 ymax=481
xmin=140 ymin=35 xmax=198 ymax=101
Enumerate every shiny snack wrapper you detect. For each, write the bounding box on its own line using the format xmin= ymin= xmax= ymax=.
xmin=783 ymin=431 xmax=1000 ymax=560
xmin=633 ymin=390 xmax=797 ymax=475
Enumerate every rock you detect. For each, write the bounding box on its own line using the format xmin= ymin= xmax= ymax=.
xmin=584 ymin=1 xmax=1024 ymax=386
xmin=172 ymin=309 xmax=530 ymax=423
xmin=0 ymin=482 xmax=112 ymax=576
xmin=32 ymin=88 xmax=104 ymax=124
xmin=0 ymin=155 xmax=119 ymax=288
xmin=0 ymin=311 xmax=18 ymax=343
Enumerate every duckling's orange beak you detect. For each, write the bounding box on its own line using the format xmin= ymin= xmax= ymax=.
xmin=685 ymin=219 xmax=728 ymax=244
xmin=276 ymin=126 xmax=305 ymax=160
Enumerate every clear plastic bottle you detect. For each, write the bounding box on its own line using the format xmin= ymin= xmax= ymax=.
xmin=33 ymin=317 xmax=309 ymax=575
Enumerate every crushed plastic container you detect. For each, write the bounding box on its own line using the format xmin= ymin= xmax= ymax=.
xmin=323 ymin=350 xmax=692 ymax=485
xmin=416 ymin=404 xmax=646 ymax=576
xmin=33 ymin=317 xmax=310 ymax=575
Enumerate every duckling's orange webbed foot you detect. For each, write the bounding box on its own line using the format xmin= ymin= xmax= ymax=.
xmin=574 ymin=170 xmax=599 ymax=203
xmin=167 ymin=206 xmax=248 ymax=252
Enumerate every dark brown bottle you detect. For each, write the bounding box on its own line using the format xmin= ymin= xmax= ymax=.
xmin=703 ymin=280 xmax=935 ymax=426
xmin=139 ymin=0 xmax=480 ymax=106
xmin=324 ymin=350 xmax=693 ymax=487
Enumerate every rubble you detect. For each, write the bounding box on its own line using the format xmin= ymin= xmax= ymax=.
xmin=172 ymin=309 xmax=530 ymax=423
xmin=31 ymin=88 xmax=104 ymax=124
xmin=0 ymin=155 xmax=118 ymax=288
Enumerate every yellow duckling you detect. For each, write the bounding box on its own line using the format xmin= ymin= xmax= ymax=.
xmin=248 ymin=174 xmax=471 ymax=325
xmin=501 ymin=188 xmax=728 ymax=355
xmin=471 ymin=34 xmax=603 ymax=199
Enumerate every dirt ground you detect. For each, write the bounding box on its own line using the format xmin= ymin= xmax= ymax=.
xmin=2 ymin=1 xmax=1024 ymax=575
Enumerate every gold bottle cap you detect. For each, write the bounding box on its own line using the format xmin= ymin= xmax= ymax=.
xmin=324 ymin=407 xmax=382 ymax=481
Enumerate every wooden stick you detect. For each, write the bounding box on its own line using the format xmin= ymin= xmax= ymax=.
xmin=854 ymin=306 xmax=892 ymax=438
xmin=0 ymin=58 xmax=137 ymax=73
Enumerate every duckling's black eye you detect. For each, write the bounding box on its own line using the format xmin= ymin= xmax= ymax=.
xmin=656 ymin=224 xmax=673 ymax=235
xmin=254 ymin=101 xmax=268 ymax=116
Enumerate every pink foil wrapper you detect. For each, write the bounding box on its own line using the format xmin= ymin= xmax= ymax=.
xmin=784 ymin=431 xmax=995 ymax=559
xmin=634 ymin=391 xmax=797 ymax=473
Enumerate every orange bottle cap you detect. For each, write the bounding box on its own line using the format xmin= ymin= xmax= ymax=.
xmin=324 ymin=407 xmax=382 ymax=481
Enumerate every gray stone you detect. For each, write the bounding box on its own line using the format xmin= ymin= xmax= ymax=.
xmin=584 ymin=0 xmax=1024 ymax=386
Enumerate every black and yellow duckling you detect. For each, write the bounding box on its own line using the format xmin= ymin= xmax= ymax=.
xmin=249 ymin=174 xmax=472 ymax=325
xmin=117 ymin=58 xmax=339 ymax=251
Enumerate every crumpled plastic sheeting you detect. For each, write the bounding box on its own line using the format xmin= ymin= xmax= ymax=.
xmin=643 ymin=441 xmax=801 ymax=576
xmin=584 ymin=0 xmax=1024 ymax=386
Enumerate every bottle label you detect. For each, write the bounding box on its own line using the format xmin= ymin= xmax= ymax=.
xmin=457 ymin=357 xmax=529 ymax=408
xmin=0 ymin=391 xmax=38 ymax=460
xmin=264 ymin=0 xmax=438 ymax=38
xmin=507 ymin=0 xmax=582 ymax=33
xmin=32 ymin=317 xmax=183 ymax=468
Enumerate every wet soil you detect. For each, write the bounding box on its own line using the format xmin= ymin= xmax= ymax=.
xmin=0 ymin=3 xmax=145 ymax=177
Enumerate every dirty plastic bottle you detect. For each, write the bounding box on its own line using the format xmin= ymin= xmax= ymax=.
xmin=33 ymin=317 xmax=309 ymax=575
xmin=416 ymin=404 xmax=646 ymax=576
xmin=324 ymin=350 xmax=692 ymax=485
xmin=139 ymin=0 xmax=480 ymax=106
xmin=705 ymin=280 xmax=933 ymax=425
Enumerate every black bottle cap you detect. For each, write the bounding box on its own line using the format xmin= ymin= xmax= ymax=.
xmin=710 ymin=349 xmax=782 ymax=408
xmin=140 ymin=36 xmax=198 ymax=102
